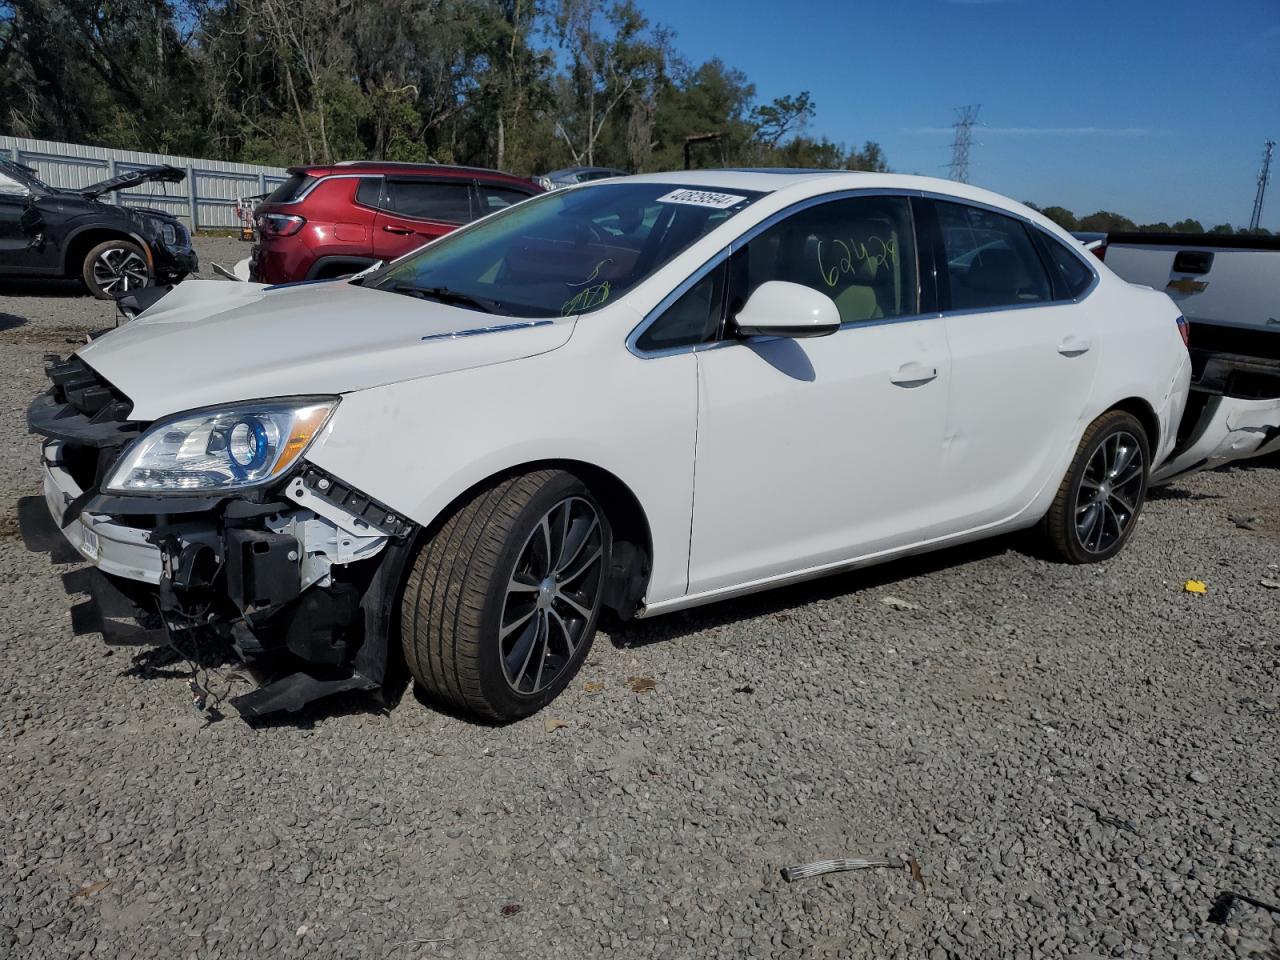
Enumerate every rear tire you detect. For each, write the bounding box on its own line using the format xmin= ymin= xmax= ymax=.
xmin=1041 ymin=409 xmax=1149 ymax=563
xmin=400 ymin=471 xmax=611 ymax=721
xmin=82 ymin=239 xmax=152 ymax=300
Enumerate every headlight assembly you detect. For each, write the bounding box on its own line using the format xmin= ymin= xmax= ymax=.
xmin=160 ymin=221 xmax=178 ymax=247
xmin=104 ymin=398 xmax=338 ymax=494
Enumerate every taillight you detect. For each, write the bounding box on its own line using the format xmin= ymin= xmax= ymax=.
xmin=1176 ymin=314 xmax=1190 ymax=348
xmin=256 ymin=213 xmax=306 ymax=237
xmin=1091 ymin=242 xmax=1106 ymax=261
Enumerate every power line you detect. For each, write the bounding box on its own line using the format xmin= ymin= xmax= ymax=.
xmin=948 ymin=105 xmax=980 ymax=184
xmin=1248 ymin=139 xmax=1275 ymax=232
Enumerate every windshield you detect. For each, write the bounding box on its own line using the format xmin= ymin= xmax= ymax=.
xmin=369 ymin=182 xmax=763 ymax=318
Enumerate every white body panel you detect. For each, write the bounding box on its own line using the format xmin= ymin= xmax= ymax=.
xmin=64 ymin=171 xmax=1194 ymax=615
xmin=1104 ymin=243 xmax=1280 ymax=334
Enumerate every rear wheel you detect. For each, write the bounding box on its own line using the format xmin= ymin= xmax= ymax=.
xmin=1041 ymin=409 xmax=1149 ymax=563
xmin=82 ymin=239 xmax=152 ymax=299
xmin=401 ymin=471 xmax=611 ymax=721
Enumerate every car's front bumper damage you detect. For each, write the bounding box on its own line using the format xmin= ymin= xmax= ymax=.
xmin=27 ymin=357 xmax=416 ymax=717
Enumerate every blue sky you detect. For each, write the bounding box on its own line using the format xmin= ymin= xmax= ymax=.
xmin=638 ymin=0 xmax=1280 ymax=229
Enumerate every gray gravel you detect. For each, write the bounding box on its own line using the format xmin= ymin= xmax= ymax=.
xmin=2 ymin=236 xmax=1278 ymax=959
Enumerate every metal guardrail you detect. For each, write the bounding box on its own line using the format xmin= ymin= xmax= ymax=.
xmin=0 ymin=135 xmax=290 ymax=230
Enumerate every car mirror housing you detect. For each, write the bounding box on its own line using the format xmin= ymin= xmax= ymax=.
xmin=733 ymin=280 xmax=840 ymax=339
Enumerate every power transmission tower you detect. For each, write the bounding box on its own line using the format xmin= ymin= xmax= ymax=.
xmin=948 ymin=105 xmax=980 ymax=183
xmin=1248 ymin=139 xmax=1276 ymax=232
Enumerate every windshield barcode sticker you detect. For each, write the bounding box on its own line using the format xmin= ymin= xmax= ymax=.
xmin=656 ymin=189 xmax=748 ymax=210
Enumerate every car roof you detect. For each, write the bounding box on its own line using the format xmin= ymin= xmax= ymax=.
xmin=602 ymin=169 xmax=1084 ymax=247
xmin=291 ymin=161 xmax=536 ymax=187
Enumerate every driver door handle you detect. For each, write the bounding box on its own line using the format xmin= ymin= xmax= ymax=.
xmin=1058 ymin=336 xmax=1092 ymax=357
xmin=890 ymin=362 xmax=938 ymax=386
xmin=382 ymin=225 xmax=415 ymax=235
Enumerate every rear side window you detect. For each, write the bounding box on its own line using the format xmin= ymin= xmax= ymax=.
xmin=934 ymin=201 xmax=1052 ymax=310
xmin=355 ymin=177 xmax=383 ymax=208
xmin=479 ymin=185 xmax=533 ymax=213
xmin=1037 ymin=231 xmax=1094 ymax=299
xmin=385 ymin=180 xmax=472 ymax=222
xmin=264 ymin=173 xmax=312 ymax=203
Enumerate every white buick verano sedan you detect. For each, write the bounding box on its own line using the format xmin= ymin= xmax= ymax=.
xmin=30 ymin=171 xmax=1191 ymax=720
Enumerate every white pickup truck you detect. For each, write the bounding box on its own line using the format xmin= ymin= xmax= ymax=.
xmin=1093 ymin=232 xmax=1280 ymax=482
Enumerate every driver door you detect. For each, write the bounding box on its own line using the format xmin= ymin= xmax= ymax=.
xmin=684 ymin=194 xmax=953 ymax=596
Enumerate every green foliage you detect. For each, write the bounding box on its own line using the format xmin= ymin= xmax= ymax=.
xmin=0 ymin=0 xmax=889 ymax=178
xmin=1039 ymin=206 xmax=1079 ymax=231
xmin=1078 ymin=210 xmax=1138 ymax=233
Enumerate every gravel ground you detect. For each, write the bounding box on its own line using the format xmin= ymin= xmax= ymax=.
xmin=1 ymin=236 xmax=1278 ymax=959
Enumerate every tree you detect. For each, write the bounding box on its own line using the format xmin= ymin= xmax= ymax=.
xmin=1078 ymin=210 xmax=1138 ymax=233
xmin=1039 ymin=206 xmax=1079 ymax=231
xmin=1171 ymin=218 xmax=1205 ymax=234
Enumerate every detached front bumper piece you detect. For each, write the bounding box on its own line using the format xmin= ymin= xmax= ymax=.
xmin=27 ymin=357 xmax=416 ymax=717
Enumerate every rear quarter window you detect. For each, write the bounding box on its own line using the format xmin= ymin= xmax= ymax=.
xmin=1038 ymin=232 xmax=1095 ymax=299
xmin=264 ymin=173 xmax=312 ymax=204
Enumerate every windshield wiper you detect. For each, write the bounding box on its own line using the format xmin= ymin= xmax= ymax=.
xmin=389 ymin=283 xmax=496 ymax=314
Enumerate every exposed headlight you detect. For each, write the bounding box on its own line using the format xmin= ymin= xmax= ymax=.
xmin=160 ymin=222 xmax=178 ymax=247
xmin=105 ymin=399 xmax=338 ymax=494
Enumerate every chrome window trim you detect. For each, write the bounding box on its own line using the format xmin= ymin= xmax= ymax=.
xmin=625 ymin=187 xmax=1103 ymax=359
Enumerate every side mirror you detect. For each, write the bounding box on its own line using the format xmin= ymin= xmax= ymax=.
xmin=733 ymin=280 xmax=840 ymax=339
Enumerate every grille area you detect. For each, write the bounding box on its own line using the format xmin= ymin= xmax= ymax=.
xmin=31 ymin=355 xmax=142 ymax=494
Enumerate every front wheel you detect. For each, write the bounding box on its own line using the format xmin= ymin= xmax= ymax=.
xmin=401 ymin=470 xmax=611 ymax=721
xmin=1041 ymin=409 xmax=1150 ymax=563
xmin=82 ymin=239 xmax=153 ymax=299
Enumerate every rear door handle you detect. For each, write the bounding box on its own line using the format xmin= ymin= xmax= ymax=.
xmin=382 ymin=225 xmax=415 ymax=235
xmin=890 ymin=362 xmax=938 ymax=386
xmin=1058 ymin=336 xmax=1092 ymax=357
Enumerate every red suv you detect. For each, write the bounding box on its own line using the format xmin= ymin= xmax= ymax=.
xmin=249 ymin=161 xmax=543 ymax=284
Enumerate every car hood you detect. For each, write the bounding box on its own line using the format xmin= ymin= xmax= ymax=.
xmin=78 ymin=280 xmax=574 ymax=421
xmin=78 ymin=164 xmax=186 ymax=199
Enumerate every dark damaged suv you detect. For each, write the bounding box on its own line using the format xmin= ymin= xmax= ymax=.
xmin=0 ymin=158 xmax=198 ymax=298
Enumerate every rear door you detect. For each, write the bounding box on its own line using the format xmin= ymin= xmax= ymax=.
xmin=372 ymin=177 xmax=474 ymax=260
xmin=924 ymin=198 xmax=1102 ymax=531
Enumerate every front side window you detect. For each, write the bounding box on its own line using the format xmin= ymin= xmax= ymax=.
xmin=935 ymin=201 xmax=1052 ymax=310
xmin=731 ymin=195 xmax=918 ymax=325
xmin=370 ymin=182 xmax=762 ymax=318
xmin=385 ymin=179 xmax=473 ymax=223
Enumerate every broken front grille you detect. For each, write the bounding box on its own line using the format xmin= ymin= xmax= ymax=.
xmin=29 ymin=355 xmax=144 ymax=492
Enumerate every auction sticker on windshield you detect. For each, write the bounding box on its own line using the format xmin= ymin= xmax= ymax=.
xmin=656 ymin=189 xmax=748 ymax=209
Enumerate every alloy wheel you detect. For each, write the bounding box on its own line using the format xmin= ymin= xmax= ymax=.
xmin=1074 ymin=430 xmax=1144 ymax=555
xmin=499 ymin=496 xmax=606 ymax=695
xmin=92 ymin=248 xmax=150 ymax=295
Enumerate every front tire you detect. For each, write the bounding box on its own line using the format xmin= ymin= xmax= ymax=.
xmin=1041 ymin=409 xmax=1149 ymax=563
xmin=401 ymin=471 xmax=611 ymax=721
xmin=82 ymin=239 xmax=153 ymax=300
